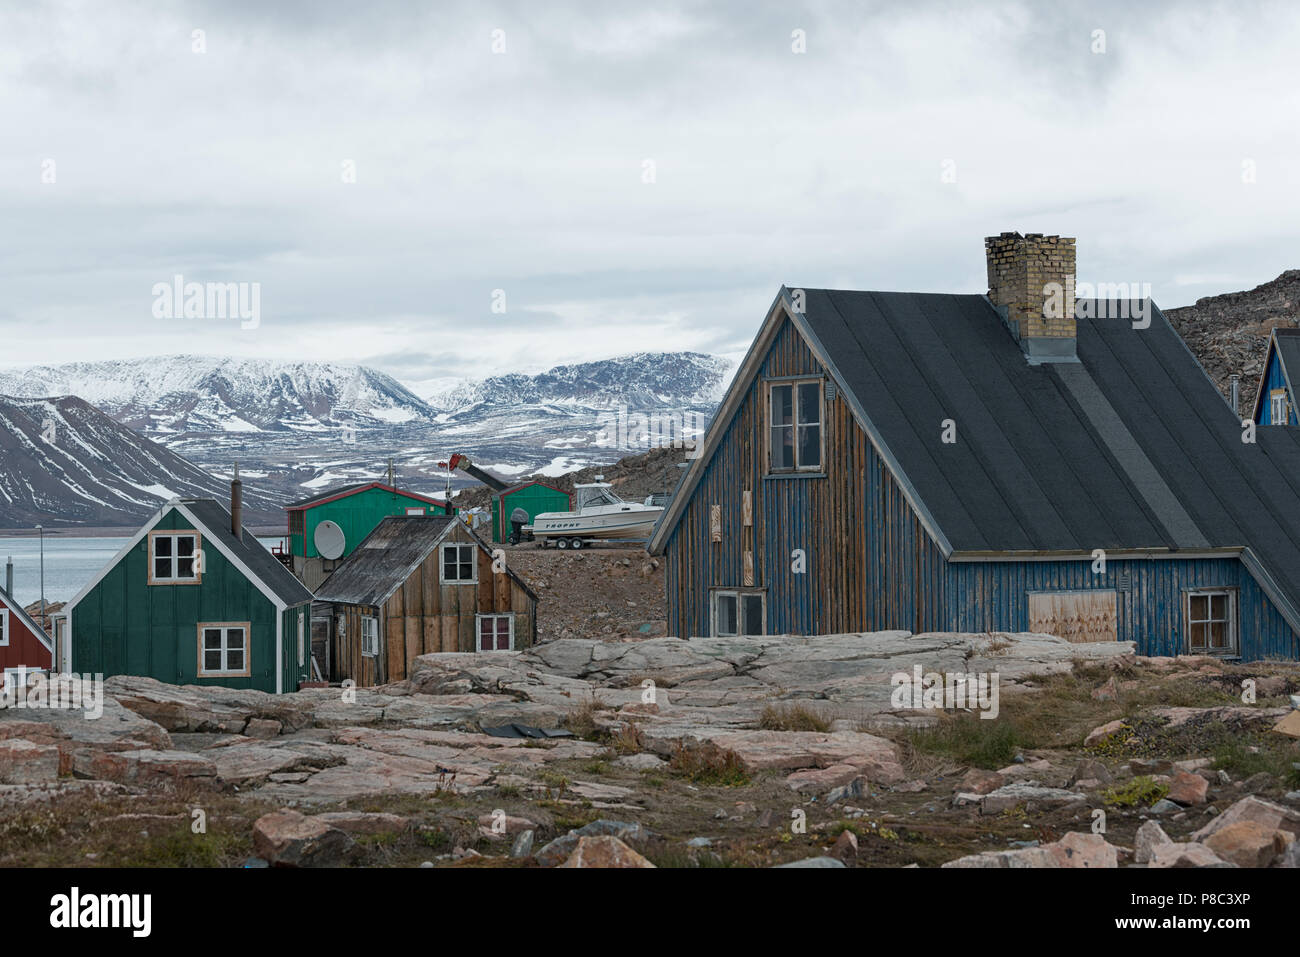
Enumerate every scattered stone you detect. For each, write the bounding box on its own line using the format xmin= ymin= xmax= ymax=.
xmin=980 ymin=783 xmax=1086 ymax=815
xmin=613 ymin=753 xmax=665 ymax=771
xmin=245 ymin=718 xmax=282 ymax=740
xmin=686 ymin=836 xmax=713 ymax=848
xmin=313 ymin=812 xmax=410 ymax=836
xmin=558 ymin=836 xmax=655 ymax=868
xmin=1167 ymin=771 xmax=1209 ymax=807
xmin=943 ymin=832 xmax=1117 ymax=868
xmin=1091 ymin=676 xmax=1119 ymax=701
xmin=1135 ymin=820 xmax=1173 ymax=864
xmin=1149 ymin=799 xmax=1181 ymax=815
xmin=476 ymin=812 xmax=537 ymax=838
xmin=1203 ymin=822 xmax=1294 ymax=868
xmin=1070 ymin=759 xmax=1112 ymax=787
xmin=0 ymin=739 xmax=60 ymax=784
xmin=1191 ymin=796 xmax=1300 ymax=843
xmin=1147 ymin=842 xmax=1235 ymax=868
xmin=511 ymin=830 xmax=535 ymax=859
xmin=252 ymin=809 xmax=354 ymax=867
xmin=959 ymin=768 xmax=1005 ymax=795
xmin=774 ymin=856 xmax=846 ymax=868
xmin=1084 ymin=720 xmax=1130 ymax=748
xmin=831 ymin=829 xmax=859 ymax=863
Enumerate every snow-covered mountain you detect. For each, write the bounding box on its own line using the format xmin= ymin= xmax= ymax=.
xmin=0 ymin=356 xmax=435 ymax=434
xmin=0 ymin=395 xmax=279 ymax=528
xmin=0 ymin=352 xmax=736 ymax=523
xmin=424 ymin=352 xmax=734 ymax=412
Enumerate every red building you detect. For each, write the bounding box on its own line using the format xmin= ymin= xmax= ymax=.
xmin=0 ymin=587 xmax=54 ymax=681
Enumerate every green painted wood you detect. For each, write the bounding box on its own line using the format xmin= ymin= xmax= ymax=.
xmin=71 ymin=506 xmax=311 ymax=693
xmin=294 ymin=486 xmax=452 ymax=558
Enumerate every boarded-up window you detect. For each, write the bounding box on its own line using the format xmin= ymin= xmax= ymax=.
xmin=1027 ymin=591 xmax=1118 ymax=643
xmin=710 ymin=505 xmax=722 ymax=543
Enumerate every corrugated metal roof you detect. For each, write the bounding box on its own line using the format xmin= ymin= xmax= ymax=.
xmin=312 ymin=516 xmax=539 ymax=608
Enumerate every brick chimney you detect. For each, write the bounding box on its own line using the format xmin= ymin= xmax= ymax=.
xmin=985 ymin=232 xmax=1077 ymax=362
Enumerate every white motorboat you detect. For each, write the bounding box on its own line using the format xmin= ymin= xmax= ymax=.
xmin=528 ymin=482 xmax=664 ymax=547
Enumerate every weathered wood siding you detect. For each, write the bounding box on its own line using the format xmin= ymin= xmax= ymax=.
xmin=664 ymin=315 xmax=947 ymax=638
xmin=664 ymin=312 xmax=1300 ymax=661
xmin=329 ymin=524 xmax=536 ymax=686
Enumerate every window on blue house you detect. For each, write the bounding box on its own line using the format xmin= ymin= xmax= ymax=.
xmin=769 ymin=380 xmax=823 ymax=472
xmin=1270 ymin=390 xmax=1289 ymax=425
xmin=712 ymin=590 xmax=765 ymax=637
xmin=1186 ymin=590 xmax=1237 ymax=656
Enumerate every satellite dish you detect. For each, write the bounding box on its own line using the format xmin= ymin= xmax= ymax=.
xmin=314 ymin=520 xmax=346 ymax=560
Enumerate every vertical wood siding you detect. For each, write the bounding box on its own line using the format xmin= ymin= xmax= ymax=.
xmin=329 ymin=524 xmax=537 ymax=685
xmin=663 ymin=314 xmax=1299 ymax=661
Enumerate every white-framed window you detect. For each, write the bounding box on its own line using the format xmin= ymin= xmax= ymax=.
xmin=297 ymin=611 xmax=306 ymax=667
xmin=712 ymin=590 xmax=765 ymax=637
xmin=0 ymin=608 xmax=8 ymax=647
xmin=405 ymin=506 xmax=425 ymax=516
xmin=1270 ymin=390 xmax=1289 ymax=425
xmin=476 ymin=613 xmax=514 ymax=652
xmin=360 ymin=615 xmax=379 ymax=657
xmin=150 ymin=531 xmax=201 ymax=584
xmin=441 ymin=543 xmax=477 ymax=583
xmin=1186 ymin=589 xmax=1238 ymax=656
xmin=769 ymin=379 xmax=823 ymax=472
xmin=197 ymin=623 xmax=249 ymax=676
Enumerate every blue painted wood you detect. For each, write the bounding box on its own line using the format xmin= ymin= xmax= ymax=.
xmin=1259 ymin=347 xmax=1298 ymax=425
xmin=663 ymin=313 xmax=1299 ymax=661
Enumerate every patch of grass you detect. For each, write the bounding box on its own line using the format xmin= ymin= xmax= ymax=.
xmin=759 ymin=703 xmax=830 ymax=733
xmin=668 ymin=741 xmax=750 ymax=787
xmin=538 ymin=770 xmax=569 ymax=796
xmin=606 ymin=722 xmax=645 ymax=755
xmin=1212 ymin=741 xmax=1300 ymax=789
xmin=1102 ymin=775 xmax=1169 ymax=808
xmin=417 ymin=827 xmax=452 ymax=851
xmin=561 ymin=697 xmax=610 ymax=741
xmin=905 ymin=714 xmax=1024 ymax=770
xmin=582 ymin=759 xmax=611 ymax=776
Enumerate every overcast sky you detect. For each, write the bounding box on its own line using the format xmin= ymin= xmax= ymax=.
xmin=3 ymin=0 xmax=1299 ymax=388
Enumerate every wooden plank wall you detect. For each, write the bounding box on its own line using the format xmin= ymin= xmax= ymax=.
xmin=330 ymin=524 xmax=536 ymax=685
xmin=664 ymin=315 xmax=948 ymax=638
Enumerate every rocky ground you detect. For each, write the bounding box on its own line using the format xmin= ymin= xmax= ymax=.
xmin=1166 ymin=268 xmax=1300 ymax=414
xmin=4 ymin=630 xmax=1300 ymax=868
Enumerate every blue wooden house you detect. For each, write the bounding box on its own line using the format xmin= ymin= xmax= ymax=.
xmin=63 ymin=481 xmax=314 ymax=693
xmin=649 ymin=232 xmax=1300 ymax=661
xmin=1251 ymin=327 xmax=1299 ymax=427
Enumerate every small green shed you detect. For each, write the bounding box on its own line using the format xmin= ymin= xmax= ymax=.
xmin=286 ymin=482 xmax=453 ymax=589
xmin=62 ymin=498 xmax=314 ymax=694
xmin=491 ymin=482 xmax=571 ymax=543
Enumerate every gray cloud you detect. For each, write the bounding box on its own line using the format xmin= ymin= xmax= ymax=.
xmin=1 ymin=0 xmax=1296 ymax=386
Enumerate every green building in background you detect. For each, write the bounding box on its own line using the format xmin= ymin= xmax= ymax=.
xmin=286 ymin=482 xmax=453 ymax=589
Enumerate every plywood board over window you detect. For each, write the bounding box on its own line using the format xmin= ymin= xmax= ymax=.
xmin=1028 ymin=591 xmax=1118 ymax=643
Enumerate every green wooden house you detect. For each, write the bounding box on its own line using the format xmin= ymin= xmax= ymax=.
xmin=62 ymin=497 xmax=314 ymax=694
xmin=285 ymin=482 xmax=453 ymax=589
xmin=490 ymin=481 xmax=571 ymax=543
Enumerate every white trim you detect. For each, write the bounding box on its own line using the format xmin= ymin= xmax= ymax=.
xmin=197 ymin=623 xmax=250 ymax=677
xmin=0 ymin=609 xmax=7 ymax=647
xmin=276 ymin=610 xmax=283 ymax=694
xmin=0 ymin=590 xmax=55 ymax=654
xmin=710 ymin=589 xmax=766 ymax=637
xmin=360 ymin=614 xmax=380 ymax=657
xmin=1184 ymin=587 xmax=1239 ymax=656
xmin=474 ymin=612 xmax=515 ymax=651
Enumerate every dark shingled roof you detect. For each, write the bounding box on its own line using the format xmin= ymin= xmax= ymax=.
xmin=787 ymin=289 xmax=1300 ymax=625
xmin=313 ymin=516 xmax=538 ymax=607
xmin=181 ymin=498 xmax=313 ymax=607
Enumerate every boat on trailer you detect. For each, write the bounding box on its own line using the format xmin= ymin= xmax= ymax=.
xmin=528 ymin=482 xmax=664 ymax=548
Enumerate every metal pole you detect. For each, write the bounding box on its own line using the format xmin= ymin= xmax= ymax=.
xmin=37 ymin=524 xmax=45 ymax=637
